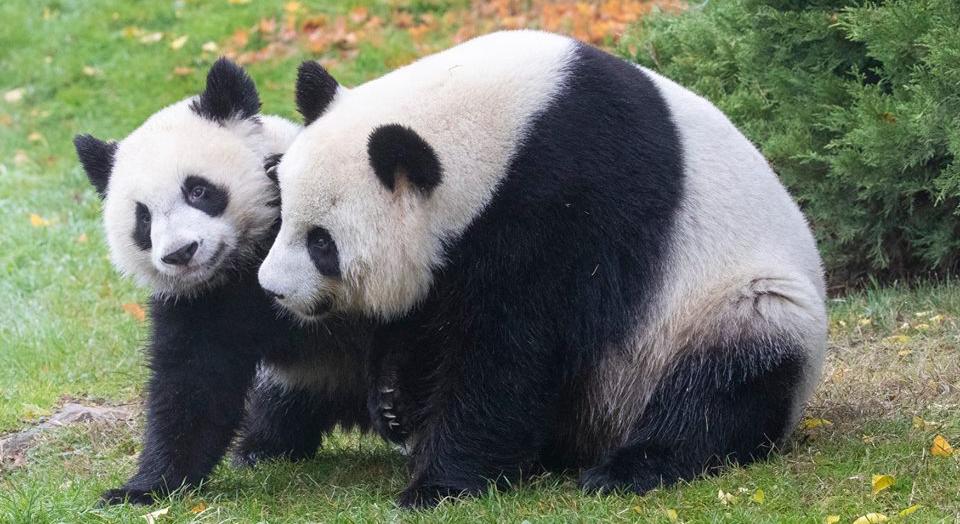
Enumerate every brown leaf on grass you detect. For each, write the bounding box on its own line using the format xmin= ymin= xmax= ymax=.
xmin=349 ymin=6 xmax=369 ymax=24
xmin=173 ymin=66 xmax=195 ymax=76
xmin=28 ymin=131 xmax=44 ymax=143
xmin=122 ymin=303 xmax=146 ymax=322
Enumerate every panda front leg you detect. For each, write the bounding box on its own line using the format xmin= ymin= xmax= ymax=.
xmin=234 ymin=377 xmax=347 ymax=466
xmin=389 ymin=322 xmax=557 ymax=508
xmin=100 ymin=336 xmax=260 ymax=505
xmin=579 ymin=336 xmax=809 ymax=494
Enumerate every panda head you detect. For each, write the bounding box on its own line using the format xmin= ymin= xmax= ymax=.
xmin=75 ymin=58 xmax=292 ymax=297
xmin=259 ymin=61 xmax=444 ymax=322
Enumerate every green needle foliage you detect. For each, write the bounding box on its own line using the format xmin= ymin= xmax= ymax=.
xmin=622 ymin=0 xmax=960 ymax=286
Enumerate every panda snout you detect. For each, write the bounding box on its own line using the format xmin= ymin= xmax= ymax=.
xmin=263 ymin=288 xmax=285 ymax=301
xmin=160 ymin=241 xmax=199 ymax=266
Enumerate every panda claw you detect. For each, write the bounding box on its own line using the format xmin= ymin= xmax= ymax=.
xmin=379 ymin=386 xmax=395 ymax=394
xmin=381 ymin=401 xmax=393 ymax=410
xmin=389 ymin=421 xmax=400 ymax=429
xmin=383 ymin=412 xmax=396 ymax=419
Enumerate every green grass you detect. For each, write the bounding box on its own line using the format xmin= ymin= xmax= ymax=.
xmin=1 ymin=1 xmax=958 ymax=522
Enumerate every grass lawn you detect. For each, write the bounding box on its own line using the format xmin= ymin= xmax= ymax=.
xmin=1 ymin=1 xmax=958 ymax=522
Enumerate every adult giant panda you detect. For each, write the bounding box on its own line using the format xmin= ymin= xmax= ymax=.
xmin=74 ymin=58 xmax=372 ymax=505
xmin=259 ymin=31 xmax=827 ymax=507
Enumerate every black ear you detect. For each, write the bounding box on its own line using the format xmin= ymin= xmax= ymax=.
xmin=73 ymin=134 xmax=117 ymax=198
xmin=367 ymin=124 xmax=442 ymax=196
xmin=190 ymin=57 xmax=261 ymax=123
xmin=296 ymin=60 xmax=339 ymax=126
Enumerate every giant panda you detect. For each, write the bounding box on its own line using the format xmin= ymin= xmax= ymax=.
xmin=74 ymin=58 xmax=372 ymax=505
xmin=259 ymin=30 xmax=827 ymax=507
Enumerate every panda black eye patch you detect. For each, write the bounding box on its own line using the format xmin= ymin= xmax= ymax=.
xmin=133 ymin=202 xmax=152 ymax=251
xmin=182 ymin=175 xmax=229 ymax=217
xmin=306 ymin=226 xmax=340 ymax=277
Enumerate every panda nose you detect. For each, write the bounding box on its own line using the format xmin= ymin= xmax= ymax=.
xmin=263 ymin=289 xmax=285 ymax=301
xmin=161 ymin=241 xmax=199 ymax=266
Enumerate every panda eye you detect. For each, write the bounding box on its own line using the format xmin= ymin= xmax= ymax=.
xmin=311 ymin=234 xmax=332 ymax=251
xmin=189 ymin=185 xmax=207 ymax=201
xmin=306 ymin=226 xmax=340 ymax=277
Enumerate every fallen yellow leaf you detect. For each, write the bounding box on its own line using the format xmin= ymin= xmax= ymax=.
xmin=898 ymin=504 xmax=920 ymax=517
xmin=717 ymin=489 xmax=737 ymax=505
xmin=228 ymin=0 xmax=250 ymax=4
xmin=189 ymin=501 xmax=207 ymax=514
xmin=142 ymin=506 xmax=169 ymax=524
xmin=284 ymin=1 xmax=302 ymax=13
xmin=82 ymin=65 xmax=99 ymax=76
xmin=802 ymin=418 xmax=833 ymax=430
xmin=913 ymin=323 xmax=930 ymax=331
xmin=201 ymin=41 xmax=219 ymax=53
xmin=122 ymin=303 xmax=147 ymax=322
xmin=897 ymin=349 xmax=913 ymax=357
xmin=122 ymin=26 xmax=143 ymax=39
xmin=4 ymin=88 xmax=24 ymax=104
xmin=751 ymin=488 xmax=765 ymax=504
xmin=912 ymin=416 xmax=926 ymax=429
xmin=169 ymin=35 xmax=189 ymax=50
xmin=928 ymin=314 xmax=944 ymax=323
xmin=664 ymin=508 xmax=679 ymax=522
xmin=825 ymin=516 xmax=840 ymax=524
xmin=853 ymin=513 xmax=888 ymax=524
xmin=931 ymin=434 xmax=953 ymax=457
xmin=139 ymin=31 xmax=163 ymax=44
xmin=858 ymin=317 xmax=872 ymax=326
xmin=29 ymin=213 xmax=51 ymax=227
xmin=28 ymin=131 xmax=44 ymax=142
xmin=883 ymin=334 xmax=911 ymax=344
xmin=871 ymin=474 xmax=894 ymax=495
xmin=173 ymin=66 xmax=195 ymax=76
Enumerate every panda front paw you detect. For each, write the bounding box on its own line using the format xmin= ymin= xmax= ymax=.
xmin=370 ymin=383 xmax=408 ymax=445
xmin=396 ymin=482 xmax=479 ymax=509
xmin=98 ymin=486 xmax=156 ymax=506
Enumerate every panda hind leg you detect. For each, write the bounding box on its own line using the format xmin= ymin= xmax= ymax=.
xmin=579 ymin=335 xmax=808 ymax=494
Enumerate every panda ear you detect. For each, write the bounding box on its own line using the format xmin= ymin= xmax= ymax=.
xmin=190 ymin=57 xmax=261 ymax=123
xmin=367 ymin=124 xmax=442 ymax=196
xmin=73 ymin=134 xmax=117 ymax=198
xmin=296 ymin=60 xmax=339 ymax=126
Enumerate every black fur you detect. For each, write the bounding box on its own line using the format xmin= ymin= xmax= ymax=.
xmin=578 ymin=339 xmax=805 ymax=494
xmin=264 ymin=153 xmax=283 ymax=185
xmin=306 ymin=226 xmax=340 ymax=277
xmin=367 ymin=124 xmax=442 ymax=195
xmin=190 ymin=57 xmax=261 ymax=123
xmin=100 ymin=254 xmax=372 ymax=505
xmin=296 ymin=60 xmax=339 ymax=126
xmin=366 ymin=44 xmax=802 ymax=507
xmin=182 ymin=175 xmax=229 ymax=217
xmin=133 ymin=202 xmax=152 ymax=251
xmin=73 ymin=134 xmax=117 ymax=197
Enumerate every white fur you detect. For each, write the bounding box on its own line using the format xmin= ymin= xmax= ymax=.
xmin=586 ymin=68 xmax=827 ymax=450
xmin=103 ymin=100 xmax=300 ymax=297
xmin=260 ymin=31 xmax=576 ymax=320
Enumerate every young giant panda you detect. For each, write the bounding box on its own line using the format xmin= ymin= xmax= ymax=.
xmin=259 ymin=31 xmax=827 ymax=507
xmin=74 ymin=58 xmax=371 ymax=505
